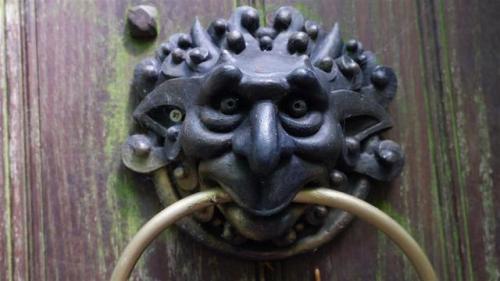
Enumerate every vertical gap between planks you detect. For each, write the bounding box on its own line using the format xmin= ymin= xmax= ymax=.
xmin=434 ymin=0 xmax=475 ymax=279
xmin=0 ymin=0 xmax=13 ymax=279
xmin=4 ymin=0 xmax=31 ymax=280
xmin=23 ymin=0 xmax=46 ymax=279
xmin=414 ymin=0 xmax=451 ymax=280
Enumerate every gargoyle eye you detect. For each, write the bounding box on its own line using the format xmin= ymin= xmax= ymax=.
xmin=219 ymin=96 xmax=240 ymax=115
xmin=145 ymin=105 xmax=185 ymax=129
xmin=286 ymin=98 xmax=309 ymax=118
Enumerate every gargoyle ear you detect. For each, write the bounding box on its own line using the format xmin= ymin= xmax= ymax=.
xmin=330 ymin=89 xmax=404 ymax=181
xmin=331 ymin=89 xmax=392 ymax=141
xmin=123 ymin=78 xmax=201 ymax=172
xmin=133 ymin=78 xmax=200 ymax=136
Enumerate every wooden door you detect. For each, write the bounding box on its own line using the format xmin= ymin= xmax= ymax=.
xmin=1 ymin=0 xmax=499 ymax=280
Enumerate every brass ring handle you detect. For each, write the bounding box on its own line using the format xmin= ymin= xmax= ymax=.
xmin=110 ymin=188 xmax=438 ymax=281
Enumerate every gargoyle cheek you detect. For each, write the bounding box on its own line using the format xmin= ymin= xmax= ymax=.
xmin=293 ymin=114 xmax=343 ymax=166
xmin=179 ymin=109 xmax=233 ymax=160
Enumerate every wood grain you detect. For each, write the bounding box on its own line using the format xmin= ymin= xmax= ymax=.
xmin=0 ymin=0 xmax=498 ymax=280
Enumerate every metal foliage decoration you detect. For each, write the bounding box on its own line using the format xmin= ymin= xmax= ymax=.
xmin=122 ymin=6 xmax=404 ymax=259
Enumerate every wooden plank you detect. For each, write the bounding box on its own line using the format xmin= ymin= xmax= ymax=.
xmin=0 ymin=0 xmax=498 ymax=280
xmin=30 ymin=0 xmax=255 ymax=280
xmin=257 ymin=0 xmax=500 ymax=280
xmin=430 ymin=0 xmax=500 ymax=280
xmin=0 ymin=0 xmax=31 ymax=280
xmin=0 ymin=0 xmax=10 ymax=278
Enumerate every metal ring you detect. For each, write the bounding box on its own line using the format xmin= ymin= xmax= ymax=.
xmin=110 ymin=188 xmax=438 ymax=281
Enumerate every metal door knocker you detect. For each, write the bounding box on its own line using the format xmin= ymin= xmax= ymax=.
xmin=117 ymin=5 xmax=436 ymax=280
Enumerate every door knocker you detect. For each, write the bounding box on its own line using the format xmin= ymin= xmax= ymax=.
xmin=118 ymin=5 xmax=435 ymax=280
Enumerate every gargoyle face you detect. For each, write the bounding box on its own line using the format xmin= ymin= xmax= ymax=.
xmin=122 ymin=6 xmax=404 ymax=259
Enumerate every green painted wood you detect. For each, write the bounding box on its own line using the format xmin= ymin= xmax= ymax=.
xmin=0 ymin=0 xmax=498 ymax=280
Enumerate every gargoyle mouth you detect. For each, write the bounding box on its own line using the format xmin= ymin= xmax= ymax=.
xmin=198 ymin=152 xmax=329 ymax=216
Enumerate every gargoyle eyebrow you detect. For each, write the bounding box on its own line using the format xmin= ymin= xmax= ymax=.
xmin=238 ymin=76 xmax=290 ymax=101
xmin=286 ymin=67 xmax=328 ymax=102
xmin=199 ymin=64 xmax=243 ymax=102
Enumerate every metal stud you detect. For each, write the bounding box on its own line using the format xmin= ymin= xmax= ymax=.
xmin=127 ymin=5 xmax=158 ymax=39
xmin=141 ymin=64 xmax=158 ymax=81
xmin=259 ymin=36 xmax=273 ymax=51
xmin=177 ymin=34 xmax=192 ymax=49
xmin=345 ymin=39 xmax=359 ymax=53
xmin=339 ymin=57 xmax=361 ymax=77
xmin=189 ymin=47 xmax=210 ymax=64
xmin=226 ymin=30 xmax=246 ymax=54
xmin=288 ymin=32 xmax=309 ymax=54
xmin=212 ymin=18 xmax=227 ymax=35
xmin=241 ymin=9 xmax=259 ymax=33
xmin=130 ymin=135 xmax=152 ymax=157
xmin=274 ymin=9 xmax=292 ymax=30
xmin=157 ymin=42 xmax=173 ymax=61
xmin=316 ymin=56 xmax=334 ymax=72
xmin=171 ymin=48 xmax=185 ymax=64
xmin=371 ymin=67 xmax=389 ymax=89
xmin=304 ymin=21 xmax=319 ymax=40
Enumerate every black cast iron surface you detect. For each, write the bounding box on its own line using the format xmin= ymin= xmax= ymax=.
xmin=122 ymin=5 xmax=404 ymax=259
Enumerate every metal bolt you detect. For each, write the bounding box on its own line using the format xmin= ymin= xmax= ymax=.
xmin=130 ymin=135 xmax=152 ymax=157
xmin=127 ymin=5 xmax=158 ymax=40
xmin=169 ymin=109 xmax=183 ymax=122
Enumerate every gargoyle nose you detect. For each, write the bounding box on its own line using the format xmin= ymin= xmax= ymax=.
xmin=246 ymin=101 xmax=281 ymax=176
